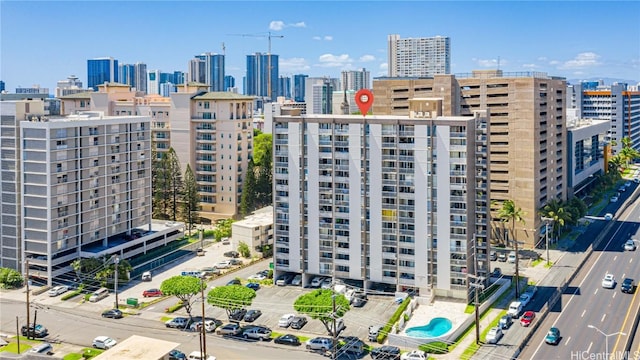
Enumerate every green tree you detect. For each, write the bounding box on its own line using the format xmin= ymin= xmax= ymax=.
xmin=540 ymin=199 xmax=572 ymax=242
xmin=180 ymin=164 xmax=200 ymax=235
xmin=497 ymin=200 xmax=526 ymax=298
xmin=213 ymin=219 xmax=234 ymax=241
xmin=153 ymin=151 xmax=171 ymax=219
xmin=207 ymin=285 xmax=256 ymax=319
xmin=294 ymin=289 xmax=350 ymax=335
xmin=0 ymin=267 xmax=24 ymax=288
xmin=252 ymin=133 xmax=272 ymax=167
xmin=94 ymin=259 xmax=132 ymax=287
xmin=160 ymin=276 xmax=206 ymax=320
xmin=166 ymin=148 xmax=183 ymax=221
xmin=240 ymin=161 xmax=257 ymax=217
xmin=238 ymin=241 xmax=250 ymax=258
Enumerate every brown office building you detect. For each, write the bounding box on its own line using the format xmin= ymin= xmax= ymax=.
xmin=373 ymin=70 xmax=567 ymax=248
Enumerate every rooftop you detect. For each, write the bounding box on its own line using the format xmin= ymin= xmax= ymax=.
xmin=92 ymin=335 xmax=179 ymax=360
xmin=192 ymin=91 xmax=255 ymax=100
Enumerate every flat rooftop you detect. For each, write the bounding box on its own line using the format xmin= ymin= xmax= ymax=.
xmin=92 ymin=335 xmax=179 ymax=360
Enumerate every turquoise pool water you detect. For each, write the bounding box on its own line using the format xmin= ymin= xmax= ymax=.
xmin=405 ymin=317 xmax=452 ymax=338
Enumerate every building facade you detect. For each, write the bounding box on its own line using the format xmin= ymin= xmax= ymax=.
xmin=373 ymin=70 xmax=566 ymax=248
xmin=231 ymin=206 xmax=274 ymax=258
xmin=293 ymin=74 xmax=308 ymax=102
xmin=278 ymin=76 xmax=291 ymax=99
xmin=566 ymin=118 xmax=610 ymax=197
xmin=272 ymin=102 xmax=490 ymax=300
xmin=191 ymin=53 xmax=225 ymax=92
xmin=341 ymin=68 xmax=370 ymax=91
xmin=305 ymin=77 xmax=338 ymax=115
xmin=246 ymin=53 xmax=279 ymax=101
xmin=87 ymin=57 xmax=118 ymax=91
xmin=56 ymin=75 xmax=91 ymax=98
xmin=387 ymin=34 xmax=451 ymax=77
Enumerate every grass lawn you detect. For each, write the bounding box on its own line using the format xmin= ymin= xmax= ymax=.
xmin=530 ymin=258 xmax=543 ymax=267
xmin=0 ymin=342 xmax=32 ymax=353
xmin=62 ymin=348 xmax=104 ymax=360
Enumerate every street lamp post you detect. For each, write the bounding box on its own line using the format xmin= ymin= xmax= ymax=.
xmin=541 ymin=217 xmax=554 ymax=267
xmin=588 ymin=324 xmax=626 ymax=360
xmin=114 ymin=256 xmax=120 ymax=310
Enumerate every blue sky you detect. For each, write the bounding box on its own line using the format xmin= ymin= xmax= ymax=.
xmin=1 ymin=1 xmax=639 ymax=93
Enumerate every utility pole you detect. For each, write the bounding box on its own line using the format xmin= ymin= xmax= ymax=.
xmin=16 ymin=317 xmax=20 ymax=353
xmin=468 ymin=274 xmax=485 ymax=345
xmin=25 ymin=259 xmax=31 ymax=340
xmin=200 ymin=278 xmax=207 ymax=358
xmin=331 ymin=293 xmax=337 ymax=360
xmin=541 ymin=217 xmax=554 ymax=267
xmin=114 ymin=256 xmax=120 ymax=310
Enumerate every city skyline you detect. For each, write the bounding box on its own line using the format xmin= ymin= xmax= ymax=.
xmin=1 ymin=1 xmax=639 ymax=93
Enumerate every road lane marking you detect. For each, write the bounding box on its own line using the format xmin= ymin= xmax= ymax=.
xmin=587 ymin=342 xmax=593 ymax=354
xmin=631 ymin=258 xmax=634 ymax=263
xmin=565 ymin=336 xmax=571 ymax=346
xmin=602 ymin=314 xmax=606 ymax=322
xmin=614 ymin=256 xmax=618 ymax=261
xmin=611 ymin=270 xmax=640 ymax=355
xmin=613 ymin=292 xmax=617 ymax=299
xmin=581 ymin=310 xmax=586 ymax=318
xmin=594 ymin=289 xmax=598 ymax=295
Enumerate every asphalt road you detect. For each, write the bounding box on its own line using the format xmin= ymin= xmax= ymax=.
xmin=519 ymin=186 xmax=640 ymax=360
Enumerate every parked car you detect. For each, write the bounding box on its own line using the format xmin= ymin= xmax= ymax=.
xmin=291 ymin=274 xmax=302 ymax=286
xmin=604 ymin=213 xmax=613 ymax=220
xmin=499 ymin=315 xmax=513 ymax=329
xmin=48 ymin=285 xmax=69 ymax=297
xmin=229 ymin=308 xmax=247 ymax=322
xmin=229 ymin=258 xmax=242 ymax=266
xmin=524 ymin=285 xmax=537 ymax=299
xmin=246 ymin=282 xmax=260 ymax=291
xmin=242 ymin=326 xmax=272 ymax=341
xmin=244 ymin=309 xmax=262 ymax=322
xmin=611 ymin=195 xmax=619 ymax=203
xmin=368 ymin=325 xmax=382 ymax=341
xmin=486 ymin=326 xmax=503 ymax=344
xmin=310 ymin=276 xmax=325 ymax=288
xmin=518 ymin=293 xmax=532 ymax=308
xmin=92 ymin=336 xmax=117 ymax=349
xmin=141 ymin=271 xmax=152 ymax=281
xmin=248 ymin=273 xmax=267 ymax=281
xmin=279 ymin=313 xmax=296 ymax=328
xmin=215 ymin=260 xmax=232 ymax=269
xmin=520 ymin=311 xmax=535 ymax=327
xmin=339 ymin=336 xmax=365 ymax=355
xmin=276 ymin=273 xmax=295 ymax=286
xmin=400 ymin=350 xmax=426 ymax=360
xmin=189 ymin=320 xmax=218 ymax=333
xmin=21 ymin=324 xmax=48 ymax=338
xmin=224 ymin=250 xmax=240 ymax=258
xmin=625 ymin=239 xmax=637 ymax=251
xmin=101 ymin=309 xmax=123 ymax=319
xmin=321 ymin=278 xmax=333 ymax=289
xmin=227 ymin=279 xmax=241 ymax=286
xmin=168 ymin=349 xmax=187 ymax=360
xmin=200 ymin=267 xmax=221 ymax=276
xmin=306 ymin=337 xmax=334 ymax=352
xmin=545 ymin=327 xmax=561 ymax=345
xmin=165 ymin=317 xmax=189 ymax=329
xmin=507 ymin=251 xmax=517 ymax=263
xmin=274 ymin=333 xmax=301 ymax=346
xmin=491 ymin=268 xmax=502 ymax=278
xmin=216 ymin=323 xmax=241 ymax=336
xmin=143 ymin=288 xmax=163 ymax=297
xmin=489 ymin=251 xmax=497 ymax=261
xmin=507 ymin=301 xmax=523 ymax=318
xmin=602 ymin=273 xmax=616 ymax=289
xmin=29 ymin=342 xmax=53 ymax=354
xmin=290 ymin=316 xmax=308 ymax=330
xmin=352 ymin=293 xmax=368 ymax=308
xmin=186 ymin=351 xmax=216 ymax=360
xmin=497 ymin=252 xmax=507 ymax=262
xmin=621 ymin=278 xmax=635 ymax=293
xmin=370 ymin=345 xmax=401 ymax=360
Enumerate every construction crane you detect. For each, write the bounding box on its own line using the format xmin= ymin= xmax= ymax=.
xmin=228 ymin=32 xmax=284 ymax=102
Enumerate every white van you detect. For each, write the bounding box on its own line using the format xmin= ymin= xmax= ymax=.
xmin=89 ymin=287 xmax=109 ymax=302
xmin=507 ymin=301 xmax=523 ymax=318
xmin=141 ymin=271 xmax=152 ymax=281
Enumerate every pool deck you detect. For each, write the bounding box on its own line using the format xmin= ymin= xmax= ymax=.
xmin=401 ymin=298 xmax=469 ymax=339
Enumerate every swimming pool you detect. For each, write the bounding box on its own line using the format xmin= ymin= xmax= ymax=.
xmin=405 ymin=317 xmax=453 ymax=338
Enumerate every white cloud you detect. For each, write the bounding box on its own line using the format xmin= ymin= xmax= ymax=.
xmin=522 ymin=63 xmax=539 ymax=69
xmin=279 ymin=57 xmax=310 ymax=72
xmin=313 ymin=36 xmax=321 ymax=41
xmin=378 ymin=63 xmax=388 ymax=76
xmin=549 ymin=60 xmax=560 ymax=66
xmin=312 ymin=35 xmax=332 ymax=41
xmin=269 ymin=21 xmax=285 ymax=31
xmin=559 ymin=52 xmax=601 ymax=69
xmin=269 ymin=20 xmax=306 ymax=31
xmin=472 ymin=58 xmax=506 ymax=68
xmin=317 ymin=53 xmax=353 ymax=67
xmin=324 ymin=36 xmax=333 ymax=41
xmin=537 ymin=56 xmax=548 ymax=61
xmin=359 ymin=55 xmax=375 ymax=62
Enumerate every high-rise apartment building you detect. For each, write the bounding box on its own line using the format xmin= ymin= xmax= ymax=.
xmin=0 ymin=81 xmax=5 ymax=92
xmin=189 ymin=53 xmax=225 ymax=92
xmin=293 ymin=74 xmax=308 ymax=102
xmin=134 ymin=62 xmax=148 ymax=93
xmin=387 ymin=34 xmax=450 ymax=77
xmin=273 ymin=102 xmax=490 ymax=300
xmin=56 ymin=75 xmax=91 ymax=98
xmin=278 ymin=76 xmax=291 ymax=99
xmin=246 ymin=53 xmax=279 ymax=101
xmin=119 ymin=64 xmax=135 ymax=89
xmin=341 ymin=68 xmax=370 ymax=91
xmin=567 ymin=82 xmax=640 ymax=154
xmin=305 ymin=77 xmax=338 ymax=115
xmin=87 ymin=57 xmax=118 ymax=91
xmin=373 ymin=70 xmax=566 ymax=248
xmin=224 ymin=75 xmax=235 ymax=92
xmin=566 ymin=118 xmax=610 ymax=197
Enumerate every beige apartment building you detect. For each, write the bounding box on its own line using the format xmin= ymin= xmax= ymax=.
xmin=59 ymin=83 xmax=254 ymax=222
xmin=373 ymin=70 xmax=567 ymax=248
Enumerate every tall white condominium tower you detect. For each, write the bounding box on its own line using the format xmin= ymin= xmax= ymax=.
xmin=272 ymin=100 xmax=490 ymax=301
xmin=387 ymin=34 xmax=451 ymax=77
xmin=18 ymin=111 xmax=159 ymax=286
xmin=341 ymin=68 xmax=371 ymax=91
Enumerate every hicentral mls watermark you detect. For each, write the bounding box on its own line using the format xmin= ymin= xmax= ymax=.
xmin=570 ymin=350 xmax=640 ymax=360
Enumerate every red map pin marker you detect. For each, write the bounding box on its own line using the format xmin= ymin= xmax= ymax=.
xmin=355 ymin=89 xmax=373 ymax=116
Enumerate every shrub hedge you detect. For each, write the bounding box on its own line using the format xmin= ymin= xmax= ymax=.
xmin=418 ymin=341 xmax=449 ymax=354
xmin=61 ymin=290 xmax=82 ymax=301
xmin=165 ymin=301 xmax=184 ymax=313
xmin=377 ymin=297 xmax=411 ymax=343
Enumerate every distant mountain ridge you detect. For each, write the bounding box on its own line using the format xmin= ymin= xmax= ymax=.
xmin=567 ymin=77 xmax=639 ymax=86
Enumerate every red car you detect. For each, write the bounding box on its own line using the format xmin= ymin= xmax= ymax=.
xmin=520 ymin=311 xmax=535 ymax=327
xmin=142 ymin=288 xmax=163 ymax=297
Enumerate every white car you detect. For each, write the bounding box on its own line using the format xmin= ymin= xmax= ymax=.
xmin=401 ymin=350 xmax=427 ymax=360
xmin=321 ymin=278 xmax=333 ymax=289
xmin=624 ymin=239 xmax=637 ymax=251
xmin=187 ymin=351 xmax=216 ymax=360
xmin=310 ymin=276 xmax=325 ymax=288
xmin=291 ymin=274 xmax=302 ymax=286
xmin=248 ymin=273 xmax=267 ymax=281
xmin=507 ymin=251 xmax=517 ymax=263
xmin=278 ymin=313 xmax=296 ymax=328
xmin=48 ymin=285 xmax=69 ymax=297
xmin=486 ymin=326 xmax=503 ymax=344
xmin=610 ymin=196 xmax=619 ymax=203
xmin=602 ymin=274 xmax=616 ymax=289
xmin=518 ymin=293 xmax=531 ymax=308
xmin=604 ymin=213 xmax=613 ymax=221
xmin=215 ymin=260 xmax=232 ymax=269
xmin=92 ymin=336 xmax=117 ymax=350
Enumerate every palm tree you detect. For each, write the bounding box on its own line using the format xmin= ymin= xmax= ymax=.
xmin=540 ymin=199 xmax=572 ymax=243
xmin=498 ymin=200 xmax=526 ymax=298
